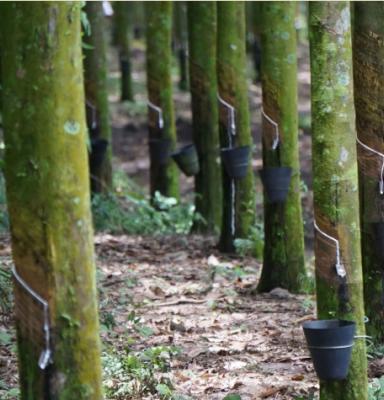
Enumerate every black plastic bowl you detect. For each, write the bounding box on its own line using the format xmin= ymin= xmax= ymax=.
xmin=259 ymin=167 xmax=292 ymax=203
xmin=303 ymin=319 xmax=356 ymax=381
xmin=171 ymin=144 xmax=199 ymax=176
xmin=221 ymin=145 xmax=250 ymax=179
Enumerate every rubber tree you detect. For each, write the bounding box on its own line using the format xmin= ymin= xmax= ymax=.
xmin=114 ymin=1 xmax=134 ymax=102
xmin=174 ymin=2 xmax=189 ymax=91
xmin=353 ymin=2 xmax=384 ymax=342
xmin=84 ymin=1 xmax=112 ymax=193
xmin=187 ymin=2 xmax=222 ymax=233
xmin=257 ymin=2 xmax=306 ymax=293
xmin=145 ymin=2 xmax=179 ymax=199
xmin=309 ymin=3 xmax=368 ymax=399
xmin=1 ymin=3 xmax=103 ymax=399
xmin=217 ymin=2 xmax=256 ymax=252
xmin=250 ymin=2 xmax=262 ymax=82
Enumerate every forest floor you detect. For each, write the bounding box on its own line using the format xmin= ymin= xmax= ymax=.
xmin=1 ymin=38 xmax=384 ymax=400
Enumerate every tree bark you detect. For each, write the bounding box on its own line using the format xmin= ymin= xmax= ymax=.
xmin=309 ymin=2 xmax=368 ymax=399
xmin=114 ymin=1 xmax=134 ymax=102
xmin=217 ymin=1 xmax=256 ymax=252
xmin=174 ymin=2 xmax=189 ymax=92
xmin=187 ymin=2 xmax=222 ymax=233
xmin=84 ymin=1 xmax=112 ymax=193
xmin=257 ymin=2 xmax=306 ymax=293
xmin=145 ymin=2 xmax=179 ymax=199
xmin=353 ymin=2 xmax=384 ymax=343
xmin=1 ymin=3 xmax=103 ymax=399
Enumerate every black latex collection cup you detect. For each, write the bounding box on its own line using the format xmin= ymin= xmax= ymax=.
xmin=302 ymin=319 xmax=356 ymax=381
xmin=171 ymin=144 xmax=199 ymax=176
xmin=221 ymin=145 xmax=250 ymax=179
xmin=259 ymin=166 xmax=292 ymax=203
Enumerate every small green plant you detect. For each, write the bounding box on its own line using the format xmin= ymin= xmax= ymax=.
xmin=0 ymin=383 xmax=19 ymax=400
xmin=369 ymin=377 xmax=384 ymax=400
xmin=367 ymin=342 xmax=384 ymax=360
xmin=0 ymin=173 xmax=9 ymax=232
xmin=0 ymin=264 xmax=12 ymax=314
xmin=103 ymin=345 xmax=181 ymax=399
xmin=92 ymin=190 xmax=201 ymax=236
xmin=298 ymin=271 xmax=315 ymax=294
xmin=301 ymin=298 xmax=315 ymax=313
xmin=234 ymin=223 xmax=264 ymax=258
xmin=223 ymin=395 xmax=241 ymax=400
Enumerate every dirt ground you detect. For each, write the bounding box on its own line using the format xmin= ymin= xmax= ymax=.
xmin=96 ymin=233 xmax=318 ymax=399
xmin=1 ymin=36 xmax=383 ymax=400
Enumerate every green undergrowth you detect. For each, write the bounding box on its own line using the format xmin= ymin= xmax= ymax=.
xmin=0 ymin=172 xmax=9 ymax=233
xmin=234 ymin=223 xmax=264 ymax=258
xmin=102 ymin=345 xmax=184 ymax=400
xmin=0 ymin=263 xmax=12 ymax=314
xmin=101 ymin=309 xmax=189 ymax=400
xmin=92 ymin=170 xmax=203 ymax=235
xmin=369 ymin=377 xmax=384 ymax=400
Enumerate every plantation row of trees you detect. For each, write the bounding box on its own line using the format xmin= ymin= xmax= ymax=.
xmin=0 ymin=1 xmax=383 ymax=399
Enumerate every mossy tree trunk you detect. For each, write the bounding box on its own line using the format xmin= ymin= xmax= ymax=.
xmin=257 ymin=2 xmax=306 ymax=293
xmin=145 ymin=2 xmax=179 ymax=199
xmin=250 ymin=2 xmax=262 ymax=82
xmin=353 ymin=2 xmax=384 ymax=343
xmin=84 ymin=1 xmax=112 ymax=193
xmin=174 ymin=2 xmax=189 ymax=92
xmin=132 ymin=1 xmax=145 ymax=40
xmin=309 ymin=3 xmax=368 ymax=399
xmin=187 ymin=2 xmax=222 ymax=233
xmin=217 ymin=1 xmax=256 ymax=252
xmin=1 ymin=3 xmax=103 ymax=399
xmin=114 ymin=1 xmax=134 ymax=102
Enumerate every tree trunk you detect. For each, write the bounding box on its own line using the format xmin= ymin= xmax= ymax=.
xmin=250 ymin=2 xmax=262 ymax=83
xmin=1 ymin=3 xmax=103 ymax=399
xmin=84 ymin=1 xmax=112 ymax=193
xmin=174 ymin=2 xmax=189 ymax=92
xmin=187 ymin=2 xmax=222 ymax=233
xmin=353 ymin=2 xmax=384 ymax=343
xmin=309 ymin=3 xmax=368 ymax=399
xmin=217 ymin=1 xmax=256 ymax=252
xmin=114 ymin=1 xmax=134 ymax=102
xmin=145 ymin=2 xmax=179 ymax=199
xmin=257 ymin=2 xmax=306 ymax=293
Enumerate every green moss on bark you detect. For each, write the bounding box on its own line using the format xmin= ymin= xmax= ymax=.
xmin=1 ymin=3 xmax=103 ymax=399
xmin=217 ymin=1 xmax=256 ymax=252
xmin=114 ymin=1 xmax=134 ymax=102
xmin=84 ymin=1 xmax=112 ymax=193
xmin=353 ymin=2 xmax=384 ymax=343
xmin=145 ymin=2 xmax=179 ymax=200
xmin=309 ymin=2 xmax=368 ymax=399
xmin=257 ymin=2 xmax=306 ymax=293
xmin=187 ymin=2 xmax=222 ymax=233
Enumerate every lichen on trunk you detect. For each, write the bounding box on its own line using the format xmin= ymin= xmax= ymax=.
xmin=187 ymin=2 xmax=222 ymax=233
xmin=217 ymin=1 xmax=256 ymax=252
xmin=145 ymin=1 xmax=179 ymax=200
xmin=1 ymin=3 xmax=103 ymax=399
xmin=257 ymin=2 xmax=306 ymax=293
xmin=309 ymin=2 xmax=368 ymax=399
